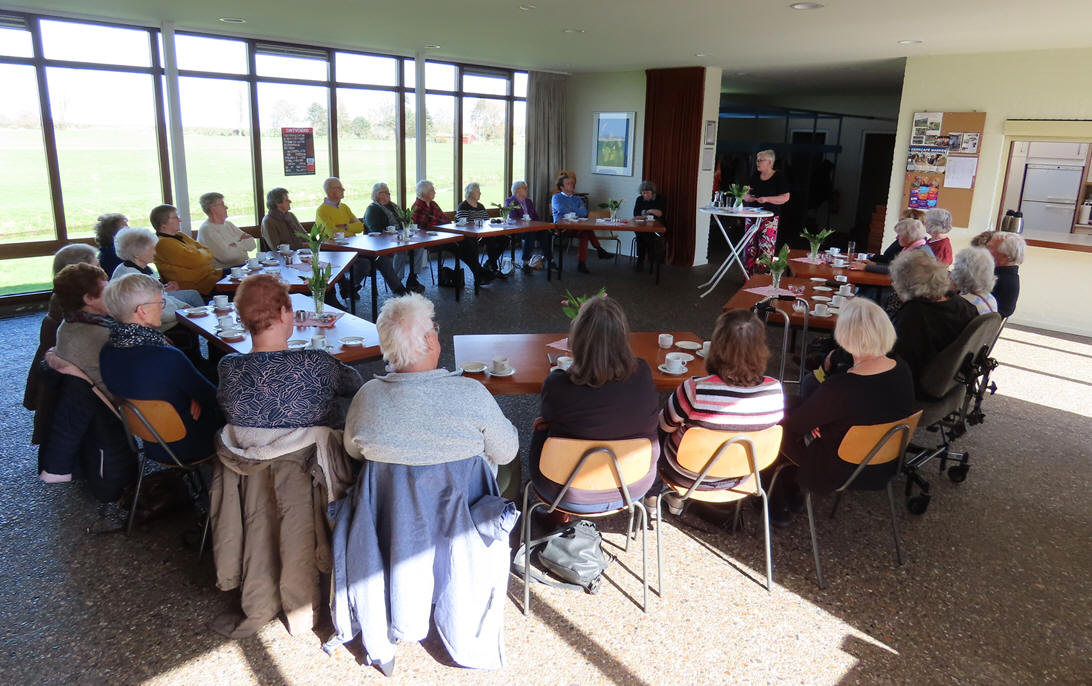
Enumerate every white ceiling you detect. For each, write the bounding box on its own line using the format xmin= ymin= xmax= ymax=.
xmin=6 ymin=0 xmax=1092 ymax=93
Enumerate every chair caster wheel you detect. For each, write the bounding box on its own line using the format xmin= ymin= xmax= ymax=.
xmin=907 ymin=495 xmax=931 ymax=515
xmin=948 ymin=465 xmax=969 ymax=483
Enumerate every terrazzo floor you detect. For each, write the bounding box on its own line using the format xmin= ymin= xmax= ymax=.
xmin=1 ymin=249 xmax=1089 ymax=685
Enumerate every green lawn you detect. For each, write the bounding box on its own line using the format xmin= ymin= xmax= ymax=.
xmin=1 ymin=126 xmax=507 ymax=294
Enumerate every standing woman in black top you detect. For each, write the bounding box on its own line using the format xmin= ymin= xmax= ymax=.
xmin=742 ymin=149 xmax=790 ymax=273
xmin=632 ymin=180 xmax=665 ymax=272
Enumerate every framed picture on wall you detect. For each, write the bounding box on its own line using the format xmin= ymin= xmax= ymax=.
xmin=704 ymin=120 xmax=717 ymax=146
xmin=701 ymin=147 xmax=715 ymax=171
xmin=592 ymin=112 xmax=635 ymax=176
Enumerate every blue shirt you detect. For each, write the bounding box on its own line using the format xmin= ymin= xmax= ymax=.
xmin=551 ymin=192 xmax=587 ymax=222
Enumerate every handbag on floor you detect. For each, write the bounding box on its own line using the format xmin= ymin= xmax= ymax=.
xmin=438 ymin=265 xmax=464 ymax=288
xmin=512 ymin=519 xmax=611 ymax=594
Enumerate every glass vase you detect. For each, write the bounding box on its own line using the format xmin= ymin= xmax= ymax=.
xmin=770 ymin=269 xmax=784 ymax=291
xmin=312 ymin=290 xmax=324 ymax=316
xmin=808 ymin=243 xmax=821 ymax=261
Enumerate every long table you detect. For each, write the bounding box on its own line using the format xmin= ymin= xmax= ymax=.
xmin=324 ymin=229 xmax=464 ymax=319
xmin=552 ymin=218 xmax=667 ymax=282
xmin=434 ymin=219 xmax=555 ymax=292
xmin=212 ymin=250 xmax=357 ymax=295
xmin=786 ymin=249 xmax=892 ymax=287
xmin=723 ymin=274 xmax=842 ymax=331
xmin=452 ymin=331 xmax=706 ymax=395
xmin=176 ymin=292 xmax=382 ymax=363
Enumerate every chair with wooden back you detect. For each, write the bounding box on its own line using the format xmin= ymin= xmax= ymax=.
xmin=522 ymin=437 xmax=654 ymax=614
xmin=804 ymin=410 xmax=923 ymax=589
xmin=117 ymin=398 xmax=212 ymax=552
xmin=657 ymin=425 xmax=783 ymax=592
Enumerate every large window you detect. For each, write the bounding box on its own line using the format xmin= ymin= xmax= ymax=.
xmin=0 ymin=12 xmax=526 ymax=296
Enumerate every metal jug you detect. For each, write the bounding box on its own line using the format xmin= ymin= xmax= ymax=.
xmin=1009 ymin=211 xmax=1023 ymax=234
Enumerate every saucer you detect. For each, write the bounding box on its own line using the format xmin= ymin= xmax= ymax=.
xmin=460 ymin=361 xmax=487 ymax=373
xmin=809 ymin=277 xmax=826 ymax=282
xmin=812 ymin=286 xmax=832 ymax=292
xmin=485 ymin=367 xmax=516 ymax=377
xmin=333 ymin=239 xmax=349 ymax=245
xmin=548 ymin=366 xmax=572 ymax=373
xmin=212 ymin=304 xmax=234 ymax=313
xmin=340 ymin=336 xmax=364 ymax=347
xmin=260 ymin=259 xmax=279 ymax=266
xmin=287 ymin=339 xmax=308 ymax=349
xmin=810 ymin=310 xmax=833 ymax=318
xmin=675 ymin=341 xmax=702 ymax=350
xmin=811 ymin=295 xmax=832 ymax=302
xmin=182 ymin=306 xmax=209 ymax=318
xmin=658 ymin=364 xmax=687 ymax=375
xmin=666 ymin=352 xmax=694 ymax=363
xmin=220 ymin=329 xmax=246 ymax=342
xmin=426 ymin=231 xmax=439 ymax=236
xmin=368 ymin=232 xmax=382 ymax=236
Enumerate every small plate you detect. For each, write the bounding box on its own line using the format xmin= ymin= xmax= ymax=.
xmin=287 ymin=339 xmax=308 ymax=349
xmin=811 ymin=295 xmax=832 ymax=302
xmin=675 ymin=341 xmax=702 ymax=350
xmin=426 ymin=231 xmax=439 ymax=236
xmin=485 ymin=367 xmax=517 ymax=377
xmin=333 ymin=238 xmax=350 ymax=245
xmin=812 ymin=286 xmax=833 ymax=292
xmin=460 ymin=361 xmax=487 ymax=373
xmin=810 ymin=310 xmax=833 ymax=318
xmin=666 ymin=352 xmax=694 ymax=363
xmin=809 ymin=277 xmax=827 ymax=282
xmin=260 ymin=259 xmax=279 ymax=266
xmin=182 ymin=306 xmax=209 ymax=318
xmin=339 ymin=336 xmax=364 ymax=347
xmin=212 ymin=305 xmax=234 ymax=313
xmin=658 ymin=364 xmax=687 ymax=375
xmin=220 ymin=329 xmax=246 ymax=342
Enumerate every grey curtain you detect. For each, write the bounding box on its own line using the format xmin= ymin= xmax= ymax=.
xmin=526 ymin=72 xmax=568 ymax=216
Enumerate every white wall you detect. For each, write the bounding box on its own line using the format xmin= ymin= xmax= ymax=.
xmin=885 ymin=48 xmax=1092 ymax=337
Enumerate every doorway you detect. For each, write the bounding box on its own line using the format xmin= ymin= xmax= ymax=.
xmin=854 ymin=132 xmax=896 ymax=246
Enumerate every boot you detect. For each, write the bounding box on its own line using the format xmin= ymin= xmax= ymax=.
xmin=577 ymin=261 xmax=590 ymax=274
xmin=405 ymin=274 xmax=425 ymax=293
xmin=596 ymin=246 xmax=612 ymax=260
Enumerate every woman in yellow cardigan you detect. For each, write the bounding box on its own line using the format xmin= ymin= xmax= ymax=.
xmin=152 ymin=204 xmax=224 ymax=295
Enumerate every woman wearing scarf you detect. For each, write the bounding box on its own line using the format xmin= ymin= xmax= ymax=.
xmin=100 ymin=273 xmax=222 ymax=464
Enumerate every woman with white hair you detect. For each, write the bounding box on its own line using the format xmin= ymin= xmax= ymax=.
xmin=849 ymin=218 xmax=934 ymax=275
xmin=986 ymin=232 xmax=1025 ymax=317
xmin=113 ymin=227 xmax=204 ymax=320
xmin=780 ymin=297 xmax=915 ymax=507
xmin=889 ymin=249 xmax=977 ymax=392
xmin=457 ymin=182 xmax=507 ymax=277
xmin=950 ymin=247 xmax=998 ymax=314
xmin=364 ymin=182 xmax=427 ymax=293
xmin=923 ymin=207 xmax=954 ymax=265
xmin=411 ymin=179 xmax=493 ymax=285
xmin=505 ymin=180 xmax=551 ymax=272
xmin=741 ymin=150 xmax=790 ymax=273
xmin=343 ymin=293 xmax=517 ymax=473
xmin=99 ymin=273 xmax=222 ymax=464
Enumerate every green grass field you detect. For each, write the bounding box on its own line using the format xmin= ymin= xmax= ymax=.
xmin=1 ymin=127 xmax=513 ymax=294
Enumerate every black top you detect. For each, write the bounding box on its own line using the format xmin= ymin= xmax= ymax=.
xmin=98 ymin=243 xmax=122 ymax=278
xmin=455 ymin=201 xmax=490 ymax=222
xmin=746 ymin=171 xmax=790 ymax=216
xmin=633 ymin=194 xmax=666 ymax=219
xmin=992 ymin=265 xmax=1019 ymax=318
xmin=121 ymin=260 xmax=154 ymax=276
xmin=892 ymin=297 xmax=978 ymax=395
xmin=784 ymin=359 xmax=915 ymax=491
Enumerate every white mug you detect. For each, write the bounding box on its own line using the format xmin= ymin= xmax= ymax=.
xmin=334 ymin=232 xmax=345 ymax=240
xmin=217 ymin=314 xmax=234 ymax=330
xmin=701 ymin=340 xmax=711 ymax=357
xmin=814 ymin=303 xmax=830 ymax=316
xmin=564 ymin=212 xmax=576 ymax=220
xmin=230 ymin=267 xmax=244 ymax=279
xmin=658 ymin=333 xmax=674 ymax=349
xmin=832 ymin=294 xmax=846 ymax=308
xmin=310 ymin=335 xmax=327 ymax=349
xmin=278 ymin=243 xmax=290 ymax=252
xmin=213 ymin=294 xmax=229 ymax=308
xmin=835 ymin=274 xmax=849 ymax=284
xmin=664 ymin=356 xmax=685 ymax=373
xmin=556 ymin=355 xmax=573 ymax=371
xmin=857 ymin=252 xmax=869 ymax=261
xmin=828 ymin=246 xmax=841 ymax=254
xmin=492 ymin=356 xmax=511 ymax=374
xmin=247 ymin=257 xmax=260 ymax=269
xmin=833 ymin=259 xmax=848 ymax=268
xmin=839 ymin=284 xmax=853 ymax=295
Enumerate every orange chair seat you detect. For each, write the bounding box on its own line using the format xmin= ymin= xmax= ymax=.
xmin=662 ymin=473 xmax=760 ymax=503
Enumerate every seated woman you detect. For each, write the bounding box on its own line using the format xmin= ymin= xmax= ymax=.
xmin=551 ymin=170 xmax=609 ymax=274
xmin=100 ymin=273 xmax=223 ymax=464
xmin=113 ymin=226 xmax=205 ymax=314
xmin=659 ymin=309 xmax=784 ymax=515
xmin=343 ymin=293 xmax=517 ymax=472
xmin=986 ymin=232 xmax=1025 ymax=318
xmin=849 ymin=218 xmax=934 ymax=275
xmin=260 ymin=187 xmax=308 ymax=251
xmin=781 ymin=297 xmax=915 ymax=510
xmin=951 ymin=246 xmax=998 ymax=314
xmin=457 ymin=182 xmax=508 ymax=277
xmin=889 ymin=249 xmax=977 ymax=395
xmin=152 ymin=204 xmax=224 ymax=294
xmin=94 ymin=213 xmax=128 ymax=276
xmin=506 ymin=180 xmax=551 ymax=272
xmin=633 ymin=180 xmax=665 ymax=272
xmin=530 ymin=295 xmax=660 ymax=513
xmin=53 ymin=264 xmax=114 ymax=394
xmin=924 ymin=208 xmax=954 ymax=266
xmin=218 ymin=274 xmax=362 ymax=429
xmin=364 ymin=182 xmax=427 ymax=293
xmin=411 ymin=179 xmax=493 ymax=285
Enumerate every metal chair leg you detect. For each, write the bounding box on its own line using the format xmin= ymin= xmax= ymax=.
xmin=806 ymin=492 xmax=825 ymax=589
xmin=759 ymin=489 xmax=772 ymax=592
xmin=654 ymin=491 xmax=664 ymax=597
xmin=126 ymin=454 xmax=148 ymax=536
xmin=886 ymin=482 xmax=906 ymax=566
xmin=521 ymin=482 xmax=535 ymax=616
xmin=829 ymin=492 xmax=844 ymax=519
xmin=638 ymin=503 xmax=648 ymax=612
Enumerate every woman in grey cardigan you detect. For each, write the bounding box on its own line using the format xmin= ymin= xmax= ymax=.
xmin=112 ymin=227 xmax=204 ymax=330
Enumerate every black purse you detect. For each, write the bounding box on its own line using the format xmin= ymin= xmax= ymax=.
xmin=512 ymin=520 xmax=611 ymax=594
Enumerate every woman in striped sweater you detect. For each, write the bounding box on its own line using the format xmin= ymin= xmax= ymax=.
xmin=659 ymin=309 xmax=784 ymax=515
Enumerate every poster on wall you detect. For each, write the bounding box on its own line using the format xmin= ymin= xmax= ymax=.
xmin=947 ymin=132 xmax=963 ymax=150
xmin=960 ymin=132 xmax=980 ymax=154
xmin=912 ymin=112 xmax=943 ymax=146
xmin=592 ymin=112 xmax=635 ymax=176
xmin=905 ymin=172 xmax=943 ymax=209
xmin=906 ymin=145 xmax=948 ymax=173
xmin=282 ymin=127 xmax=316 ymax=176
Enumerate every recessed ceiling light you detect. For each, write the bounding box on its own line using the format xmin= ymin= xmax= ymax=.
xmin=789 ymin=2 xmax=824 ymax=9
xmin=695 ymin=53 xmax=707 ymax=58
xmin=562 ymin=28 xmax=585 ymax=34
xmin=423 ymin=44 xmax=441 ymax=49
xmin=519 ymin=3 xmax=537 ymax=9
xmin=898 ymin=39 xmax=923 ymax=45
xmin=218 ymin=17 xmax=246 ymax=24
xmin=735 ymin=71 xmax=748 ymax=76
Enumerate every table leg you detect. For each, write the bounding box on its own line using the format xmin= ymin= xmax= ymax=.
xmin=698 ymin=216 xmax=761 ymax=297
xmin=370 ymin=270 xmax=379 ymax=322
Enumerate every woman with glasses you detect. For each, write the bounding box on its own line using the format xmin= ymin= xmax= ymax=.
xmin=100 ymin=273 xmax=222 ymax=464
xmin=741 ymin=150 xmax=790 ymax=273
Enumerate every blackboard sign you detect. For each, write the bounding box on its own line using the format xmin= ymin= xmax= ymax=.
xmin=282 ymin=127 xmax=315 ymax=176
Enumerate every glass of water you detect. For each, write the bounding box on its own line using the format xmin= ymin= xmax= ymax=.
xmin=846 ymin=240 xmax=856 ymax=257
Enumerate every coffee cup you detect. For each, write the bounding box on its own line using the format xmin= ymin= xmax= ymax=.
xmin=857 ymin=252 xmax=869 ymax=261
xmin=556 ymin=355 xmax=573 ymax=371
xmin=217 ymin=314 xmax=234 ymax=330
xmin=310 ymin=334 xmax=327 ymax=350
xmin=213 ymin=294 xmax=229 ymax=309
xmin=835 ymin=274 xmax=849 ymax=284
xmin=833 ymin=258 xmax=848 ymax=268
xmin=333 ymin=232 xmax=345 ymax=241
xmin=828 ymin=246 xmax=841 ymax=255
xmin=247 ymin=257 xmax=260 ymax=269
xmin=838 ymin=284 xmax=853 ymax=295
xmin=492 ymin=356 xmax=511 ymax=374
xmin=564 ymin=212 xmax=576 ymax=220
xmin=701 ymin=340 xmax=711 ymax=357
xmin=278 ymin=243 xmax=290 ymax=253
xmin=664 ymin=356 xmax=685 ymax=374
xmin=658 ymin=333 xmax=674 ymax=349
xmin=814 ymin=303 xmax=830 ymax=316
xmin=832 ymin=294 xmax=846 ymax=308
xmin=230 ymin=266 xmax=245 ymax=279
